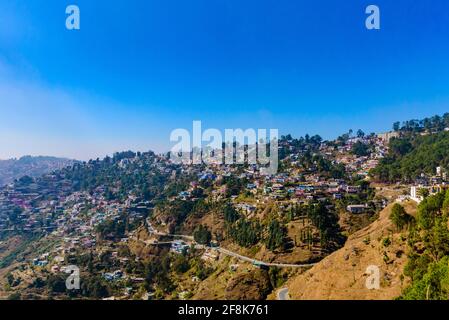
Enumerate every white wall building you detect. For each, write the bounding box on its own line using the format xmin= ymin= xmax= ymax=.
xmin=410 ymin=186 xmax=423 ymax=203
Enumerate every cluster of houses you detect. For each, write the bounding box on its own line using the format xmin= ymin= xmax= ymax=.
xmin=0 ymin=132 xmax=403 ymax=299
xmin=164 ymin=132 xmax=397 ymax=219
xmin=0 ymin=169 xmax=156 ymax=288
xmin=170 ymin=240 xmax=190 ymax=254
xmin=103 ymin=270 xmax=124 ymax=281
xmin=0 ymin=175 xmax=72 ymax=232
xmin=409 ymin=166 xmax=448 ymax=203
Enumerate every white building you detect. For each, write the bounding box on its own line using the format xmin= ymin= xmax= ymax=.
xmin=410 ymin=186 xmax=423 ymax=203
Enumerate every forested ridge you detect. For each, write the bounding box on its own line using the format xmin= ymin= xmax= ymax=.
xmin=371 ymin=114 xmax=449 ymax=182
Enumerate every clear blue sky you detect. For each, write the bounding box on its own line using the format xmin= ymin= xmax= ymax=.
xmin=1 ymin=0 xmax=449 ymax=160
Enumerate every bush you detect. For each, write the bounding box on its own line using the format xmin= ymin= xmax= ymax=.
xmin=7 ymin=292 xmax=21 ymax=300
xmin=193 ymin=225 xmax=212 ymax=245
xmin=47 ymin=275 xmax=67 ymax=294
xmin=382 ymin=237 xmax=391 ymax=247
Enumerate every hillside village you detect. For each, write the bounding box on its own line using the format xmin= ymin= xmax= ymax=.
xmin=1 ymin=115 xmax=449 ymax=300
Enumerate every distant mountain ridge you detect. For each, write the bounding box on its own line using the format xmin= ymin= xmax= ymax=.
xmin=0 ymin=156 xmax=77 ymax=186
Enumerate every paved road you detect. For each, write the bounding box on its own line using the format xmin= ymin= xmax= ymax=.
xmin=218 ymin=247 xmax=316 ymax=269
xmin=146 ymin=219 xmax=316 ymax=269
xmin=147 ymin=219 xmax=193 ymax=240
xmin=277 ymin=288 xmax=290 ymax=300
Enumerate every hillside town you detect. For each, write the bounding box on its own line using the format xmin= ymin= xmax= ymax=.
xmin=1 ymin=122 xmax=449 ymax=300
xmin=0 ymin=131 xmax=392 ymax=240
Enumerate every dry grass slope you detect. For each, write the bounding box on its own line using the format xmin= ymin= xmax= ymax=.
xmin=286 ymin=201 xmax=417 ymax=300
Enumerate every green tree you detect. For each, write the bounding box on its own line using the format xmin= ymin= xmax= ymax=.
xmin=401 ymin=191 xmax=449 ymax=300
xmin=223 ymin=204 xmax=240 ymax=224
xmin=172 ymin=253 xmax=190 ymax=274
xmin=227 ymin=219 xmax=262 ymax=248
xmin=351 ymin=141 xmax=370 ymax=157
xmin=356 ymin=129 xmax=365 ymax=138
xmin=393 ymin=121 xmax=401 ymax=132
xmin=47 ymin=275 xmax=67 ymax=294
xmin=417 ymin=193 xmax=445 ymax=230
xmin=402 ymin=257 xmax=449 ymax=300
xmin=265 ymin=220 xmax=288 ymax=251
xmin=193 ymin=225 xmax=212 ymax=245
xmin=418 ymin=188 xmax=430 ymax=199
xmin=390 ymin=203 xmax=414 ymax=230
xmin=442 ymin=190 xmax=449 ymax=214
xmin=81 ymin=275 xmax=110 ymax=299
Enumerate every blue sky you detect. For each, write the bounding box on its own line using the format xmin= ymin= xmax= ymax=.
xmin=1 ymin=0 xmax=449 ymax=160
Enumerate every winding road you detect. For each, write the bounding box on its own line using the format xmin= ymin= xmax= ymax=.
xmin=217 ymin=247 xmax=316 ymax=269
xmin=277 ymin=288 xmax=290 ymax=300
xmin=145 ymin=219 xmax=317 ymax=269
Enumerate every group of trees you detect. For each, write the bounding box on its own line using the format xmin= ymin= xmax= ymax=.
xmin=306 ymin=202 xmax=346 ymax=250
xmin=389 ymin=203 xmax=415 ymax=231
xmin=222 ymin=202 xmax=290 ymax=251
xmin=351 ymin=141 xmax=372 ymax=157
xmin=156 ymin=200 xmax=195 ymax=229
xmin=96 ymin=214 xmax=128 ymax=240
xmin=334 ymin=129 xmax=373 ymax=147
xmin=220 ymin=176 xmax=247 ymax=197
xmin=42 ymin=265 xmax=112 ymax=299
xmin=222 ymin=200 xmax=345 ymax=252
xmin=223 ymin=204 xmax=240 ymax=223
xmin=371 ymin=113 xmax=449 ymax=182
xmin=371 ymin=131 xmax=449 ymax=182
xmin=400 ymin=190 xmax=449 ymax=299
xmin=144 ymin=254 xmax=175 ymax=294
xmin=227 ymin=218 xmax=263 ymax=248
xmin=265 ymin=220 xmax=288 ymax=251
xmin=222 ymin=203 xmax=263 ymax=248
xmin=393 ymin=113 xmax=449 ymax=134
xmin=193 ymin=225 xmax=212 ymax=245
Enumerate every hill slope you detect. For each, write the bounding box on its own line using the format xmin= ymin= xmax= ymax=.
xmin=286 ymin=201 xmax=417 ymax=300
